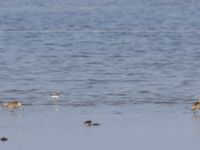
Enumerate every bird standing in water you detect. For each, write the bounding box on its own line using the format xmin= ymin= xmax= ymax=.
xmin=50 ymin=91 xmax=62 ymax=100
xmin=192 ymin=99 xmax=200 ymax=115
xmin=2 ymin=101 xmax=22 ymax=109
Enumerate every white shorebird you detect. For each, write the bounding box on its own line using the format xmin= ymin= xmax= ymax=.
xmin=2 ymin=101 xmax=22 ymax=109
xmin=50 ymin=91 xmax=63 ymax=100
xmin=192 ymin=99 xmax=200 ymax=115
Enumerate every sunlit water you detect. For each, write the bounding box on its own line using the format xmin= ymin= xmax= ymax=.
xmin=0 ymin=0 xmax=200 ymax=149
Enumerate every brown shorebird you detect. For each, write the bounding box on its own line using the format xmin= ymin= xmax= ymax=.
xmin=192 ymin=99 xmax=200 ymax=115
xmin=83 ymin=120 xmax=100 ymax=126
xmin=50 ymin=91 xmax=63 ymax=100
xmin=2 ymin=101 xmax=22 ymax=109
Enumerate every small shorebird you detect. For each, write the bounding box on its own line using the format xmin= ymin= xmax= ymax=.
xmin=2 ymin=101 xmax=22 ymax=109
xmin=50 ymin=91 xmax=62 ymax=100
xmin=83 ymin=120 xmax=100 ymax=126
xmin=192 ymin=99 xmax=200 ymax=115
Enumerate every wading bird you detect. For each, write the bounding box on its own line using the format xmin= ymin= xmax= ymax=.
xmin=50 ymin=91 xmax=63 ymax=100
xmin=2 ymin=101 xmax=22 ymax=109
xmin=192 ymin=99 xmax=200 ymax=115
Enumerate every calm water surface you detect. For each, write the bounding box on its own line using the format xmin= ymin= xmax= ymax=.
xmin=0 ymin=0 xmax=200 ymax=113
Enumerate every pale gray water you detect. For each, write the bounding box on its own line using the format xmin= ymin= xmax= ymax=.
xmin=0 ymin=0 xmax=200 ymax=149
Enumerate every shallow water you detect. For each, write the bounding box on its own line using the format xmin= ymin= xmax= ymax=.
xmin=0 ymin=0 xmax=200 ymax=149
xmin=0 ymin=105 xmax=200 ymax=150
